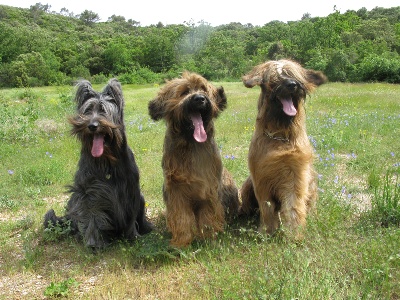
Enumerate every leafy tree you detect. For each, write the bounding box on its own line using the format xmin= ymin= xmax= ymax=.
xmin=305 ymin=48 xmax=328 ymax=71
xmin=0 ymin=51 xmax=60 ymax=87
xmin=356 ymin=7 xmax=369 ymax=19
xmin=356 ymin=54 xmax=400 ymax=83
xmin=141 ymin=26 xmax=186 ymax=72
xmin=29 ymin=2 xmax=51 ymax=24
xmin=0 ymin=4 xmax=399 ymax=86
xmin=79 ymin=10 xmax=100 ymax=25
xmin=257 ymin=21 xmax=290 ymax=44
xmin=0 ymin=23 xmax=49 ymax=63
xmin=324 ymin=50 xmax=353 ymax=82
xmin=356 ymin=18 xmax=396 ymax=48
xmin=195 ymin=30 xmax=249 ymax=79
xmin=103 ymin=40 xmax=134 ymax=74
xmin=59 ymin=7 xmax=74 ymax=17
xmin=127 ymin=19 xmax=140 ymax=27
xmin=267 ymin=41 xmax=285 ymax=60
xmin=301 ymin=13 xmax=312 ymax=20
xmin=108 ymin=15 xmax=126 ymax=23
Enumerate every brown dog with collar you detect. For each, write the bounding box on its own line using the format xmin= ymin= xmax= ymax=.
xmin=240 ymin=59 xmax=326 ymax=239
xmin=149 ymin=72 xmax=239 ymax=247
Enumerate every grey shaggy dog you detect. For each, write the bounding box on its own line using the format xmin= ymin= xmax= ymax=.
xmin=44 ymin=79 xmax=153 ymax=249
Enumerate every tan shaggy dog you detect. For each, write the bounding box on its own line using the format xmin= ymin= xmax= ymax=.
xmin=240 ymin=59 xmax=326 ymax=239
xmin=148 ymin=72 xmax=239 ymax=247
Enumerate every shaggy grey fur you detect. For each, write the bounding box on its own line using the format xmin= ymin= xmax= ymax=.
xmin=44 ymin=79 xmax=153 ymax=249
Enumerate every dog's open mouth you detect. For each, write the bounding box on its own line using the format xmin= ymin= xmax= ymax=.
xmin=190 ymin=113 xmax=207 ymax=143
xmin=278 ymin=96 xmax=297 ymax=116
xmin=91 ymin=133 xmax=105 ymax=157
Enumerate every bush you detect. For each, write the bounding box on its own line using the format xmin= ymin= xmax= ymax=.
xmin=369 ymin=172 xmax=400 ymax=227
xmin=118 ymin=67 xmax=162 ymax=84
xmin=70 ymin=65 xmax=91 ymax=80
xmin=357 ymin=54 xmax=400 ymax=83
xmin=90 ymin=73 xmax=108 ymax=84
xmin=324 ymin=50 xmax=354 ymax=82
xmin=0 ymin=51 xmax=68 ymax=87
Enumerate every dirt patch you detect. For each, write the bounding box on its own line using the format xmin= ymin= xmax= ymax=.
xmin=42 ymin=194 xmax=69 ymax=206
xmin=35 ymin=119 xmax=62 ymax=135
xmin=335 ymin=154 xmax=373 ymax=212
xmin=0 ymin=274 xmax=48 ymax=299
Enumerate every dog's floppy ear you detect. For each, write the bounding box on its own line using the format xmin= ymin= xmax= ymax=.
xmin=75 ymin=80 xmax=97 ymax=107
xmin=242 ymin=74 xmax=263 ymax=88
xmin=103 ymin=78 xmax=125 ymax=108
xmin=215 ymin=86 xmax=227 ymax=112
xmin=306 ymin=70 xmax=327 ymax=87
xmin=148 ymin=96 xmax=165 ymax=121
xmin=242 ymin=62 xmax=273 ymax=88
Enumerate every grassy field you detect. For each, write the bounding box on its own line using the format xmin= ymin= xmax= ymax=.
xmin=0 ymin=81 xmax=399 ymax=299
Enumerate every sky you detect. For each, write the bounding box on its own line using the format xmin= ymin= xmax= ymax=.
xmin=1 ymin=0 xmax=398 ymax=26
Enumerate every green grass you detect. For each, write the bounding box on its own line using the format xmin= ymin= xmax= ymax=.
xmin=0 ymin=82 xmax=399 ymax=299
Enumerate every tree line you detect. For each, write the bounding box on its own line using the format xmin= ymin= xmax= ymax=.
xmin=0 ymin=3 xmax=399 ymax=87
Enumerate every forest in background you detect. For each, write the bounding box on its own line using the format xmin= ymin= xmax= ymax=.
xmin=0 ymin=3 xmax=399 ymax=87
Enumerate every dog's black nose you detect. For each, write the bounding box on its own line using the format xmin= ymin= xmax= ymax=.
xmin=285 ymin=79 xmax=298 ymax=91
xmin=193 ymin=94 xmax=206 ymax=104
xmin=88 ymin=121 xmax=99 ymax=132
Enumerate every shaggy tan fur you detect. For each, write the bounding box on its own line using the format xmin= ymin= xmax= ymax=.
xmin=240 ymin=60 xmax=326 ymax=239
xmin=149 ymin=72 xmax=239 ymax=247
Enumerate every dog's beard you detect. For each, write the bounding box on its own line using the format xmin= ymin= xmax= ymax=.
xmin=69 ymin=116 xmax=123 ymax=159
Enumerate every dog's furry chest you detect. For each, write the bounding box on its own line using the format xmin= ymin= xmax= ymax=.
xmin=75 ymin=151 xmax=139 ymax=187
xmin=162 ymin=139 xmax=222 ymax=184
xmin=249 ymin=132 xmax=313 ymax=170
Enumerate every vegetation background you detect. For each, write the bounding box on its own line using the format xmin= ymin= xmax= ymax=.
xmin=0 ymin=4 xmax=399 ymax=88
xmin=0 ymin=2 xmax=399 ymax=300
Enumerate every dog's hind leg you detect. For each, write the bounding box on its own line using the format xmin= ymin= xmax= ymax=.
xmin=239 ymin=176 xmax=258 ymax=216
xmin=258 ymin=198 xmax=280 ymax=235
xmin=220 ymin=168 xmax=239 ymax=220
xmin=136 ymin=193 xmax=154 ymax=235
xmin=196 ymin=200 xmax=225 ymax=239
xmin=279 ymin=193 xmax=307 ymax=240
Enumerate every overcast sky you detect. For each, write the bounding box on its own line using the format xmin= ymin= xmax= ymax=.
xmin=1 ymin=0 xmax=398 ymax=26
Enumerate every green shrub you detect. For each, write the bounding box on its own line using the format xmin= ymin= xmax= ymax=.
xmin=370 ymin=172 xmax=400 ymax=227
xmin=118 ymin=67 xmax=162 ymax=84
xmin=357 ymin=54 xmax=400 ymax=83
xmin=44 ymin=278 xmax=79 ymax=297
xmin=43 ymin=218 xmax=73 ymax=242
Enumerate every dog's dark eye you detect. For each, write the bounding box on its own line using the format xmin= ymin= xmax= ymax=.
xmin=99 ymin=104 xmax=106 ymax=113
xmin=83 ymin=106 xmax=93 ymax=115
xmin=181 ymin=90 xmax=189 ymax=97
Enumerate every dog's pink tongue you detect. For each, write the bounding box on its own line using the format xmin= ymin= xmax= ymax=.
xmin=91 ymin=134 xmax=104 ymax=157
xmin=191 ymin=113 xmax=207 ymax=143
xmin=280 ymin=98 xmax=297 ymax=116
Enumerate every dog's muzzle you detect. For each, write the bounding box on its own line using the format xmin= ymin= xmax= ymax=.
xmin=186 ymin=94 xmax=210 ymax=143
xmin=190 ymin=94 xmax=209 ymax=110
xmin=283 ymin=78 xmax=298 ymax=92
xmin=88 ymin=120 xmax=99 ymax=132
xmin=271 ymin=78 xmax=305 ymax=117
